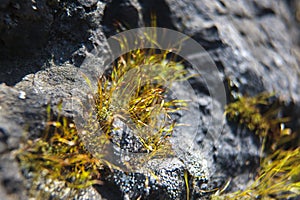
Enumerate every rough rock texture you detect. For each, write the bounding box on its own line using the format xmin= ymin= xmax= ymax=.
xmin=0 ymin=0 xmax=106 ymax=85
xmin=0 ymin=0 xmax=299 ymax=200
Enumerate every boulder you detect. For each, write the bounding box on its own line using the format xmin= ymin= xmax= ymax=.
xmin=0 ymin=0 xmax=299 ymax=199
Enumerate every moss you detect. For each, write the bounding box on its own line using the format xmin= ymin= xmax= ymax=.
xmin=212 ymin=93 xmax=300 ymax=199
xmin=94 ymin=43 xmax=188 ymax=157
xmin=17 ymin=107 xmax=103 ymax=198
xmin=225 ymin=93 xmax=292 ymax=150
xmin=17 ymin=27 xmax=190 ymax=198
xmin=211 ymin=148 xmax=300 ymax=200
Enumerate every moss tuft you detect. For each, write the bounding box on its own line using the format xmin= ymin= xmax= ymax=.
xmin=94 ymin=47 xmax=188 ymax=157
xmin=213 ymin=93 xmax=300 ymax=199
xmin=225 ymin=93 xmax=292 ymax=150
xmin=212 ymin=147 xmax=300 ymax=200
xmin=17 ymin=108 xmax=103 ymax=198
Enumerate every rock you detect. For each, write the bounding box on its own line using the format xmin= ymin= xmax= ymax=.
xmin=0 ymin=0 xmax=53 ymax=85
xmin=0 ymin=0 xmax=299 ymax=199
xmin=0 ymin=85 xmax=33 ymax=200
xmin=0 ymin=0 xmax=53 ymax=58
xmin=0 ymin=71 xmax=105 ymax=199
xmin=0 ymin=0 xmax=107 ymax=85
xmin=77 ymin=0 xmax=98 ymax=8
xmin=163 ymin=0 xmax=300 ymax=103
xmin=11 ymin=64 xmax=258 ymax=199
xmin=159 ymin=0 xmax=300 ymax=136
xmin=101 ymin=0 xmax=143 ymax=37
xmin=0 ymin=154 xmax=26 ymax=200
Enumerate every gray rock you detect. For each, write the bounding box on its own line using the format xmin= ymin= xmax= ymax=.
xmin=0 ymin=0 xmax=107 ymax=85
xmin=0 ymin=0 xmax=299 ymax=200
xmin=0 ymin=0 xmax=53 ymax=57
xmin=164 ymin=0 xmax=300 ymax=102
xmin=77 ymin=0 xmax=98 ymax=8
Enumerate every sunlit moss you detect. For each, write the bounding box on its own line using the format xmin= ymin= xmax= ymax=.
xmin=95 ymin=47 xmax=188 ymax=156
xmin=17 ymin=26 xmax=190 ymax=199
xmin=212 ymin=93 xmax=300 ymax=199
xmin=211 ymin=148 xmax=300 ymax=200
xmin=225 ymin=93 xmax=292 ymax=150
xmin=17 ymin=112 xmax=103 ymax=198
xmin=17 ymin=24 xmax=192 ymax=198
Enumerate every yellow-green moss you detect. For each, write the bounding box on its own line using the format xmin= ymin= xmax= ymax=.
xmin=211 ymin=147 xmax=300 ymax=200
xmin=17 ymin=112 xmax=103 ymax=197
xmin=17 ymin=33 xmax=190 ymax=198
xmin=213 ymin=93 xmax=300 ymax=199
xmin=95 ymin=47 xmax=188 ymax=155
xmin=225 ymin=93 xmax=292 ymax=150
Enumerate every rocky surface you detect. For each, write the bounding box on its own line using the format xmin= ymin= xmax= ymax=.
xmin=0 ymin=0 xmax=299 ymax=200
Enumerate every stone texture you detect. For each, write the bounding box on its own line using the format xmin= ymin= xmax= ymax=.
xmin=0 ymin=0 xmax=299 ymax=199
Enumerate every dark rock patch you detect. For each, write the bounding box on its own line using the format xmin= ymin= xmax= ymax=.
xmin=0 ymin=0 xmax=299 ymax=199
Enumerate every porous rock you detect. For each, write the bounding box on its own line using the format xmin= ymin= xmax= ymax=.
xmin=0 ymin=0 xmax=299 ymax=199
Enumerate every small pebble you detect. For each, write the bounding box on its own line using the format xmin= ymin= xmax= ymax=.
xmin=18 ymin=91 xmax=26 ymax=99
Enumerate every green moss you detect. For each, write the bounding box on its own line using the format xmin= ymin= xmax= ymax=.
xmin=225 ymin=93 xmax=292 ymax=150
xmin=211 ymin=148 xmax=300 ymax=200
xmin=17 ymin=31 xmax=190 ymax=197
xmin=17 ymin=22 xmax=193 ymax=198
xmin=17 ymin=110 xmax=103 ymax=198
xmin=212 ymin=93 xmax=300 ymax=199
xmin=225 ymin=93 xmax=271 ymax=136
xmin=94 ymin=47 xmax=188 ymax=156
